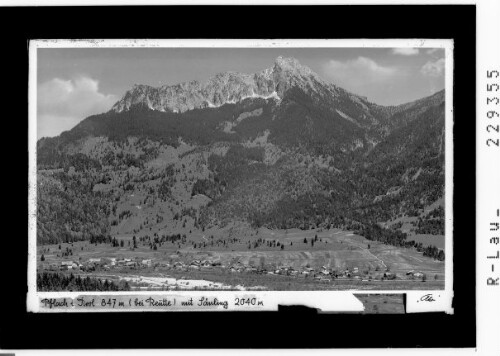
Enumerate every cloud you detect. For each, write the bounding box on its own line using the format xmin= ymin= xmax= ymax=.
xmin=426 ymin=48 xmax=445 ymax=60
xmin=391 ymin=48 xmax=419 ymax=56
xmin=426 ymin=48 xmax=440 ymax=55
xmin=323 ymin=56 xmax=399 ymax=89
xmin=420 ymin=58 xmax=445 ymax=77
xmin=37 ymin=76 xmax=117 ymax=138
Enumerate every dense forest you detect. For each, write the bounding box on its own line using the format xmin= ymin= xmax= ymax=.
xmin=37 ymin=170 xmax=111 ymax=244
xmin=37 ymin=272 xmax=131 ymax=291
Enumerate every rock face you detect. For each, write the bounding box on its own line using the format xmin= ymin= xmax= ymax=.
xmin=111 ymin=56 xmax=340 ymax=113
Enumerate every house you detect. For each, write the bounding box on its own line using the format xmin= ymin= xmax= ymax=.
xmin=201 ymin=261 xmax=212 ymax=268
xmin=48 ymin=263 xmax=58 ymax=271
xmin=142 ymin=259 xmax=152 ymax=267
xmin=413 ymin=272 xmax=424 ymax=278
xmin=88 ymin=258 xmax=101 ymax=263
xmin=61 ymin=261 xmax=73 ymax=270
xmin=174 ymin=263 xmax=185 ymax=270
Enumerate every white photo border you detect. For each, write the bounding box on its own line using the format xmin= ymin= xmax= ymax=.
xmin=28 ymin=38 xmax=454 ymax=314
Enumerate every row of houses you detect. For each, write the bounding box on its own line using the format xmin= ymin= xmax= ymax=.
xmin=45 ymin=257 xmax=155 ymax=271
xmin=45 ymin=257 xmax=425 ymax=281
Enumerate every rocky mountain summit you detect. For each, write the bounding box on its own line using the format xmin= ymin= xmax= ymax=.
xmin=111 ymin=56 xmax=346 ymax=114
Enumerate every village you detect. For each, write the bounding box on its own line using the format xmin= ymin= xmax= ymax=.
xmin=40 ymin=255 xmax=431 ymax=285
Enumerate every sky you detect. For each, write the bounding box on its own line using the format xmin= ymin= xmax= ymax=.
xmin=37 ymin=47 xmax=445 ymax=139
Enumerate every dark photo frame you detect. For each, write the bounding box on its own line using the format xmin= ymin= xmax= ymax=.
xmin=1 ymin=4 xmax=475 ymax=350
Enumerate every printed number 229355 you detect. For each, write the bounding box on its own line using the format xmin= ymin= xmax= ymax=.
xmin=486 ymin=70 xmax=499 ymax=147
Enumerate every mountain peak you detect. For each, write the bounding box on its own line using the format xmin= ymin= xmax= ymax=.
xmin=274 ymin=56 xmax=300 ymax=68
xmin=274 ymin=56 xmax=314 ymax=77
xmin=111 ymin=56 xmax=328 ymax=113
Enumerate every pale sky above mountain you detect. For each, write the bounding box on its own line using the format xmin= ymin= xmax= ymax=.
xmin=37 ymin=47 xmax=445 ymax=138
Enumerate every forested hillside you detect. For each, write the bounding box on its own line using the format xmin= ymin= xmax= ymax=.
xmin=36 ymin=57 xmax=445 ymax=254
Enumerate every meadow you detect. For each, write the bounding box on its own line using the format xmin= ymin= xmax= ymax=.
xmin=37 ymin=227 xmax=445 ymax=291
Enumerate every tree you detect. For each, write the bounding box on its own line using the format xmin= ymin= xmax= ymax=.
xmin=41 ymin=254 xmax=45 ymax=261
xmin=304 ymin=238 xmax=307 ymax=244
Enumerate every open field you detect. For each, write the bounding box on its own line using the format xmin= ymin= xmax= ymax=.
xmin=37 ymin=227 xmax=444 ymax=291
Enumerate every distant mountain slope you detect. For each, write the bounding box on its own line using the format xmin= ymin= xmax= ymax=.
xmin=36 ymin=57 xmax=446 ymax=248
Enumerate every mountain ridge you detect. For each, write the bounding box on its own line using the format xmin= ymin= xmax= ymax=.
xmin=111 ymin=56 xmax=365 ymax=114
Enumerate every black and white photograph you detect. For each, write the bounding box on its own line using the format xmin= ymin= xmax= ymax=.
xmin=0 ymin=0 xmax=492 ymax=352
xmin=0 ymin=0 xmax=493 ymax=352
xmin=28 ymin=39 xmax=453 ymax=312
